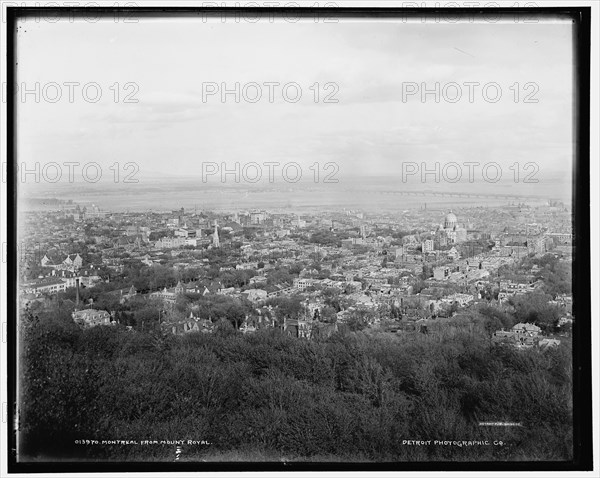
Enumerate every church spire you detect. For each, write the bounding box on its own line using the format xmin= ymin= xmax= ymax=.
xmin=212 ymin=221 xmax=220 ymax=248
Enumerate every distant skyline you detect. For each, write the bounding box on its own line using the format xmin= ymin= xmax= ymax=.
xmin=15 ymin=13 xmax=574 ymax=198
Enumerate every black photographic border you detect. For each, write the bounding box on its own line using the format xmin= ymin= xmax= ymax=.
xmin=5 ymin=5 xmax=593 ymax=474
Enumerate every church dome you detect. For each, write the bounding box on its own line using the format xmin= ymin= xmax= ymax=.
xmin=444 ymin=211 xmax=457 ymax=229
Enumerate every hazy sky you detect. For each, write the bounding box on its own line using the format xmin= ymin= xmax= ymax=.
xmin=15 ymin=14 xmax=574 ymax=190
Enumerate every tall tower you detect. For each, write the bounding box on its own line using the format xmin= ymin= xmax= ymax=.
xmin=75 ymin=277 xmax=80 ymax=307
xmin=212 ymin=222 xmax=220 ymax=248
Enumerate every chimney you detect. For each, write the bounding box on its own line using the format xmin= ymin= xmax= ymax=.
xmin=75 ymin=277 xmax=80 ymax=307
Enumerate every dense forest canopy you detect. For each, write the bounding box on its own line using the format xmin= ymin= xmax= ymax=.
xmin=19 ymin=305 xmax=573 ymax=462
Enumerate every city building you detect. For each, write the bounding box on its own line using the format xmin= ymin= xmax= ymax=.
xmin=436 ymin=211 xmax=467 ymax=245
xmin=72 ymin=309 xmax=112 ymax=328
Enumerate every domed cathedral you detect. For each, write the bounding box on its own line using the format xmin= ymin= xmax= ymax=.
xmin=444 ymin=211 xmax=458 ymax=230
xmin=436 ymin=210 xmax=467 ymax=246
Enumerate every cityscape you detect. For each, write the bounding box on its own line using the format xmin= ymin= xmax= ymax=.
xmin=19 ymin=200 xmax=574 ymax=341
xmin=7 ymin=6 xmax=586 ymax=469
xmin=16 ymin=196 xmax=575 ymax=461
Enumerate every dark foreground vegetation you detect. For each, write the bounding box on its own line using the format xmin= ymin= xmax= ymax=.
xmin=19 ymin=309 xmax=573 ymax=462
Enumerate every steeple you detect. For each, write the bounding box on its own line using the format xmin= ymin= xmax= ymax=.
xmin=212 ymin=221 xmax=220 ymax=248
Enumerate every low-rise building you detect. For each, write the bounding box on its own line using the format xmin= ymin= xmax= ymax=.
xmin=293 ymin=278 xmax=318 ymax=290
xmin=154 ymin=237 xmax=186 ymax=250
xmin=72 ymin=309 xmax=112 ymax=328
xmin=21 ymin=278 xmax=67 ymax=296
xmin=242 ymin=288 xmax=268 ymax=303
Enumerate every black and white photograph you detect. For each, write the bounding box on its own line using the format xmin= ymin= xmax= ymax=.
xmin=1 ymin=1 xmax=597 ymax=475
